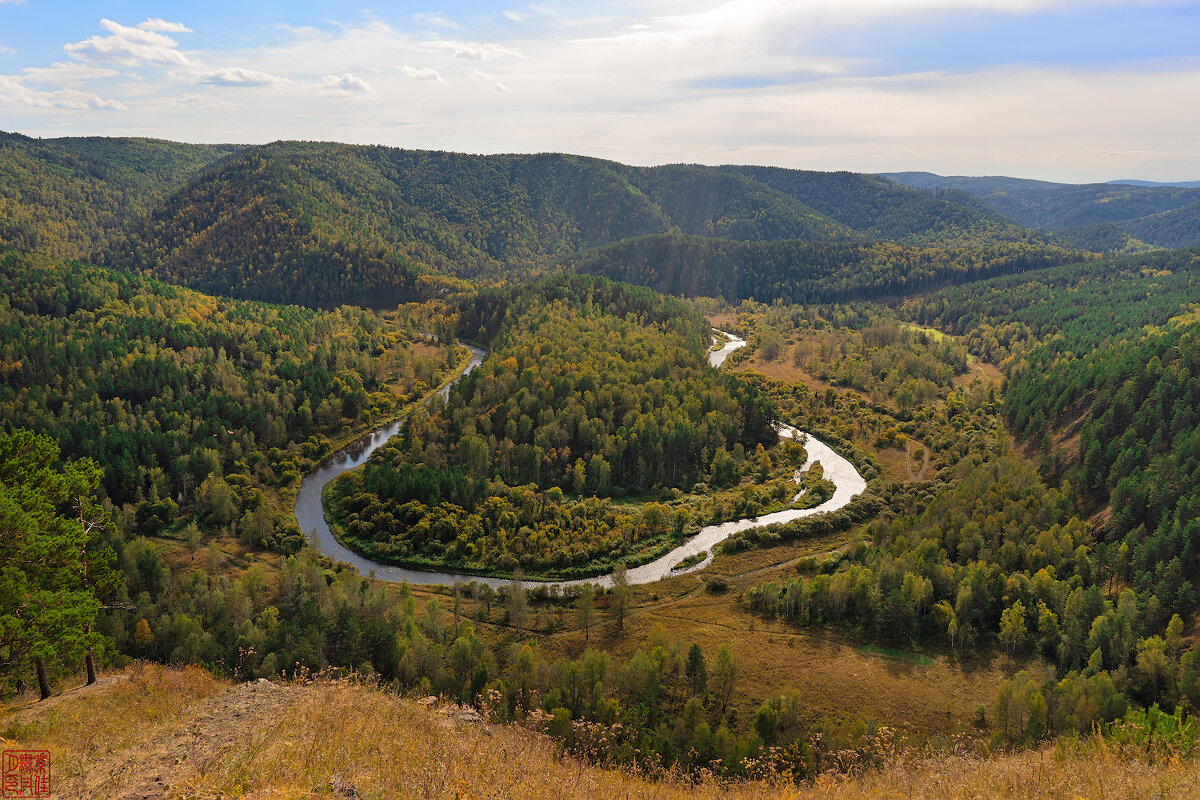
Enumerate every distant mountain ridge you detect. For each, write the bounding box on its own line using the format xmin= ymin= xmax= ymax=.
xmin=0 ymin=132 xmax=1140 ymax=307
xmin=881 ymin=170 xmax=1200 ymax=249
xmin=1108 ymin=179 xmax=1200 ymax=189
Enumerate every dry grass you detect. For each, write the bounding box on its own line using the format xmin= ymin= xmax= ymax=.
xmin=399 ymin=531 xmax=1011 ymax=741
xmin=953 ymin=358 xmax=1004 ymax=391
xmin=873 ymin=438 xmax=930 ymax=483
xmin=409 ymin=339 xmax=446 ymax=362
xmin=732 ymin=349 xmax=870 ymax=401
xmin=179 ymin=679 xmax=783 ymax=800
xmin=706 ymin=312 xmax=740 ymax=330
xmin=520 ymin=538 xmax=1009 ymax=740
xmin=796 ymin=742 xmax=1200 ymax=800
xmin=8 ymin=665 xmax=1200 ymax=800
xmin=565 ymin=589 xmax=1008 ymax=740
xmin=0 ymin=663 xmax=224 ymax=785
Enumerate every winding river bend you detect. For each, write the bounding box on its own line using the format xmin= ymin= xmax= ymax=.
xmin=294 ymin=333 xmax=866 ymax=589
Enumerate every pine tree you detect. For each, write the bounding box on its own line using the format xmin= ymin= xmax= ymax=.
xmin=0 ymin=429 xmax=119 ymax=698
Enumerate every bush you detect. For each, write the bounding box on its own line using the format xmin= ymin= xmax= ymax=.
xmin=705 ymin=576 xmax=729 ymax=594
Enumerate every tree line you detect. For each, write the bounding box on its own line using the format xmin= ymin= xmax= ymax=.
xmin=573 ymin=233 xmax=1086 ymax=306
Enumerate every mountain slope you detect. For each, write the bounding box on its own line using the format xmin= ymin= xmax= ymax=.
xmin=1 ymin=132 xmax=1086 ymax=308
xmin=882 ymin=170 xmax=1200 ymax=248
xmin=908 ymin=248 xmax=1200 ymax=629
xmin=103 ymin=144 xmax=475 ymax=307
xmin=74 ymin=138 xmax=1073 ymax=307
xmin=1048 ymin=223 xmax=1155 ymax=254
xmin=106 ymin=143 xmax=863 ymax=305
xmin=1110 ymin=178 xmax=1200 ymax=189
xmin=725 ymin=166 xmax=1045 ymax=246
xmin=0 ymin=131 xmax=236 ymax=258
xmin=1120 ymin=201 xmax=1200 ymax=249
xmin=631 ymin=164 xmax=852 ymax=241
xmin=573 ymin=233 xmax=1087 ymax=304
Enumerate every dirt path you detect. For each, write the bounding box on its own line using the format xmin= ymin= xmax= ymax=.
xmin=58 ymin=679 xmax=304 ymax=800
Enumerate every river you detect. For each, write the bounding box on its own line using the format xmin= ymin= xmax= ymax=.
xmin=294 ymin=332 xmax=867 ymax=588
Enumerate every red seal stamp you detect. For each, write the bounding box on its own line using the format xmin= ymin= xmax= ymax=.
xmin=1 ymin=751 xmax=51 ymax=798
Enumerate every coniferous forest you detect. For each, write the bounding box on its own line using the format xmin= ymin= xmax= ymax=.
xmin=2 ymin=133 xmax=1200 ymax=784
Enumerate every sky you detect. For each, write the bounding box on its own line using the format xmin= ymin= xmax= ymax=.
xmin=1 ymin=1 xmax=1198 ymax=182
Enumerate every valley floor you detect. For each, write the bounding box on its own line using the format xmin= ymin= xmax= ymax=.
xmin=2 ymin=664 xmax=1196 ymax=800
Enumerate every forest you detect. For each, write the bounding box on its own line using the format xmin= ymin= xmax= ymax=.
xmin=1 ymin=133 xmax=1094 ymax=310
xmin=884 ymin=171 xmax=1200 ymax=250
xmin=726 ymin=248 xmax=1200 ymax=746
xmin=0 ymin=131 xmax=237 ymax=259
xmin=0 ymin=247 xmax=459 ymax=554
xmin=572 ymin=234 xmax=1086 ymax=307
xmin=3 ymin=134 xmax=1200 ymax=785
xmin=326 ymin=275 xmax=784 ymax=578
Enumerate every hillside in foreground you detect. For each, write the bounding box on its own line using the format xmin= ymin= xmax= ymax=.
xmin=2 ymin=664 xmax=1196 ymax=800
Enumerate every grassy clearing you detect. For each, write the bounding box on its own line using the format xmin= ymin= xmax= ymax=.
xmin=517 ymin=538 xmax=1009 ymax=741
xmin=855 ymin=644 xmax=935 ymax=666
xmin=381 ymin=527 xmax=1011 ymax=742
xmin=591 ymin=593 xmax=1003 ymax=740
xmin=734 ymin=348 xmax=867 ymax=398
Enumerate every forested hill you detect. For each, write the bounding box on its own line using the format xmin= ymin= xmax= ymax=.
xmin=1010 ymin=307 xmax=1200 ymax=636
xmin=105 ymin=142 xmax=1021 ymax=306
xmin=718 ymin=165 xmax=1042 ymax=246
xmin=907 ymin=247 xmax=1200 ymax=634
xmin=1 ymin=132 xmax=1090 ymax=308
xmin=100 ymin=142 xmax=1048 ymax=272
xmin=0 ymin=131 xmax=238 ymax=259
xmin=100 ymin=145 xmax=477 ymax=308
xmin=572 ymin=233 xmax=1087 ymax=305
xmin=907 ymin=246 xmax=1200 ymax=364
xmin=883 ymin=170 xmax=1200 ymax=249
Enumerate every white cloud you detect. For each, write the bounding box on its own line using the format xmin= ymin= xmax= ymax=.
xmin=318 ymin=72 xmax=378 ymax=99
xmin=621 ymin=0 xmax=1181 ymax=39
xmin=159 ymin=92 xmax=243 ymax=111
xmin=64 ymin=18 xmax=194 ymax=67
xmin=138 ymin=18 xmax=193 ymax=33
xmin=23 ymin=62 xmax=119 ymax=86
xmin=503 ymin=10 xmax=526 ymax=23
xmin=414 ymin=12 xmax=462 ymax=30
xmin=0 ymin=75 xmax=126 ymax=110
xmin=4 ymin=7 xmax=1198 ymax=182
xmin=193 ymin=67 xmax=284 ymax=87
xmin=425 ymin=40 xmax=523 ymax=60
xmin=467 ymin=69 xmax=510 ymax=93
xmin=0 ymin=44 xmax=14 ymax=55
xmin=398 ymin=65 xmax=444 ymax=82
